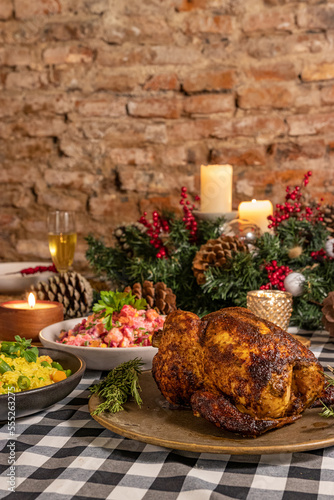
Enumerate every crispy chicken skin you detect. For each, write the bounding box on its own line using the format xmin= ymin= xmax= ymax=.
xmin=190 ymin=391 xmax=300 ymax=437
xmin=151 ymin=310 xmax=205 ymax=406
xmin=152 ymin=307 xmax=326 ymax=437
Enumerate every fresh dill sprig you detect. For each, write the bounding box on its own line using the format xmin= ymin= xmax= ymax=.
xmin=89 ymin=358 xmax=144 ymax=415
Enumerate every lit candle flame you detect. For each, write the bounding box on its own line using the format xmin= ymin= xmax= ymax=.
xmin=28 ymin=293 xmax=36 ymax=308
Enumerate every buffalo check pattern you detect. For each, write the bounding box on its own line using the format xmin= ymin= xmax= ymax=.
xmin=0 ymin=330 xmax=333 ymax=500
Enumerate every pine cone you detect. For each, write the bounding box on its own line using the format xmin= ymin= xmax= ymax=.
xmin=31 ymin=271 xmax=93 ymax=319
xmin=192 ymin=235 xmax=249 ymax=285
xmin=113 ymin=222 xmax=146 ymax=256
xmin=124 ymin=281 xmax=177 ymax=315
xmin=321 ymin=204 xmax=334 ymax=235
xmin=322 ymin=291 xmax=334 ymax=338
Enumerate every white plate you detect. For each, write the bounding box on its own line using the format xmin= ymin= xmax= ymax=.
xmin=39 ymin=317 xmax=158 ymax=371
xmin=0 ymin=261 xmax=56 ymax=294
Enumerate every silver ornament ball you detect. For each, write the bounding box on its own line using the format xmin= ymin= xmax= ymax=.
xmin=284 ymin=272 xmax=305 ymax=297
xmin=325 ymin=238 xmax=334 ymax=258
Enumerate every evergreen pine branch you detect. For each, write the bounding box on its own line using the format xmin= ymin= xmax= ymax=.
xmin=290 ymin=298 xmax=322 ymax=330
xmin=125 ymin=250 xmax=199 ymax=309
xmin=85 ymin=205 xmax=334 ymax=330
xmin=275 ymin=217 xmax=308 ymax=249
xmin=197 ymin=217 xmax=225 ymax=244
xmin=167 ymin=218 xmax=198 ymax=255
xmin=319 ymin=258 xmax=334 ymax=289
xmin=85 ymin=235 xmax=132 ymax=285
xmin=275 ymin=218 xmax=329 ymax=253
xmin=254 ymin=232 xmax=286 ymax=264
xmin=202 ymin=252 xmax=265 ymax=307
xmin=122 ymin=225 xmax=156 ymax=258
xmin=302 ymin=269 xmax=331 ymax=304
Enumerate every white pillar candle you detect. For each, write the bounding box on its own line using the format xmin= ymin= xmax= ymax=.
xmin=238 ymin=199 xmax=273 ymax=234
xmin=200 ymin=164 xmax=233 ymax=213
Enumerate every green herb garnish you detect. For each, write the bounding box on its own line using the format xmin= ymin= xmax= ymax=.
xmin=325 ymin=374 xmax=334 ymax=387
xmin=0 ymin=336 xmax=38 ymax=363
xmin=320 ymin=402 xmax=334 ymax=418
xmin=319 ymin=367 xmax=334 ymax=418
xmin=92 ymin=291 xmax=147 ymax=330
xmin=89 ymin=358 xmax=144 ymax=415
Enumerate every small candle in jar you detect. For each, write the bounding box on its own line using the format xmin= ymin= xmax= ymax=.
xmin=4 ymin=302 xmax=59 ymax=311
xmin=247 ymin=290 xmax=293 ymax=331
xmin=238 ymin=199 xmax=273 ymax=234
xmin=200 ymin=164 xmax=233 ymax=213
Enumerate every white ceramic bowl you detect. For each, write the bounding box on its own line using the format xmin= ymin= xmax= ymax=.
xmin=39 ymin=318 xmax=158 ymax=371
xmin=0 ymin=261 xmax=56 ymax=294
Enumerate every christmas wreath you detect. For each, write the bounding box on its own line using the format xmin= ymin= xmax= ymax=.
xmin=86 ymin=172 xmax=334 ymax=332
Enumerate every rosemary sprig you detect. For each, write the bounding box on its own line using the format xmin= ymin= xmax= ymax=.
xmin=325 ymin=374 xmax=334 ymax=387
xmin=327 ymin=365 xmax=334 ymax=376
xmin=323 ymin=366 xmax=334 ymax=388
xmin=320 ymin=402 xmax=334 ymax=418
xmin=319 ymin=366 xmax=334 ymax=418
xmin=89 ymin=358 xmax=144 ymax=415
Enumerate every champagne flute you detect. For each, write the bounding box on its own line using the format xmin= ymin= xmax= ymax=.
xmin=48 ymin=210 xmax=77 ymax=273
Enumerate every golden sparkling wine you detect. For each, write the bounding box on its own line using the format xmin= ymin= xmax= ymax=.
xmin=48 ymin=232 xmax=77 ymax=273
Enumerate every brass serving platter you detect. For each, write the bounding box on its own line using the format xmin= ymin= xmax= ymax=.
xmin=89 ymin=371 xmax=334 ymax=455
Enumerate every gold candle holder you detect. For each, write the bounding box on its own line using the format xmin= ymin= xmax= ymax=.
xmin=247 ymin=290 xmax=293 ymax=331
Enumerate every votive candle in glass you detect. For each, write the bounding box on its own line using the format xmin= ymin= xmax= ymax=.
xmin=247 ymin=289 xmax=293 ymax=331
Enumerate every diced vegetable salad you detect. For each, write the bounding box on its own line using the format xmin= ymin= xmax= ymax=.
xmin=58 ymin=304 xmax=165 ymax=348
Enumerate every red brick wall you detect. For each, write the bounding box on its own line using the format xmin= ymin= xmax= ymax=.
xmin=0 ymin=0 xmax=334 ymax=269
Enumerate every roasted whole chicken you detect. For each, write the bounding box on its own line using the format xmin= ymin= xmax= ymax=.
xmin=152 ymin=307 xmax=333 ymax=437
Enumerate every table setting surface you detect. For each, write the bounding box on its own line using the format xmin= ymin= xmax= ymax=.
xmin=0 ymin=328 xmax=333 ymax=500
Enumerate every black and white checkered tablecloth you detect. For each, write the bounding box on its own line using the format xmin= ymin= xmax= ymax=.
xmin=0 ymin=330 xmax=333 ymax=500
